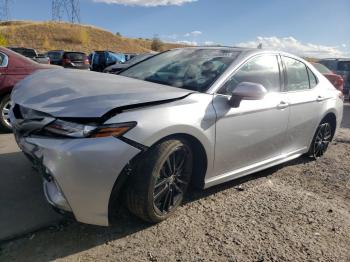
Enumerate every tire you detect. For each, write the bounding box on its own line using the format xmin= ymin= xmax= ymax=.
xmin=126 ymin=138 xmax=193 ymax=223
xmin=308 ymin=119 xmax=333 ymax=159
xmin=0 ymin=94 xmax=12 ymax=132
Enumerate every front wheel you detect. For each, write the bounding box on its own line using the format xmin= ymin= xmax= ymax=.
xmin=0 ymin=94 xmax=12 ymax=132
xmin=126 ymin=139 xmax=193 ymax=223
xmin=308 ymin=120 xmax=333 ymax=159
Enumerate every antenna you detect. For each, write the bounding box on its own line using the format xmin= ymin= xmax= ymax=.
xmin=52 ymin=0 xmax=80 ymax=23
xmin=0 ymin=0 xmax=12 ymax=21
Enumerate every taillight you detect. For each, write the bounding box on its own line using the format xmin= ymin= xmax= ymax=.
xmin=84 ymin=58 xmax=89 ymax=65
xmin=63 ymin=58 xmax=71 ymax=65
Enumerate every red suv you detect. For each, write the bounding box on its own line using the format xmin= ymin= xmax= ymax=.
xmin=0 ymin=47 xmax=57 ymax=131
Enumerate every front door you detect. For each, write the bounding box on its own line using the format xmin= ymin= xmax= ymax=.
xmin=211 ymin=54 xmax=290 ymax=179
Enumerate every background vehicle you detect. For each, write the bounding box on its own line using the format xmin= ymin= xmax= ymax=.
xmin=312 ymin=62 xmax=344 ymax=92
xmin=10 ymin=47 xmax=343 ymax=226
xmin=61 ymin=52 xmax=90 ymax=70
xmin=103 ymin=53 xmax=156 ymax=74
xmin=90 ymin=51 xmax=126 ymax=72
xmin=124 ymin=53 xmax=138 ymax=61
xmin=319 ymin=59 xmax=350 ymax=97
xmin=0 ymin=47 xmax=57 ymax=131
xmin=46 ymin=50 xmax=65 ymax=66
xmin=8 ymin=47 xmax=50 ymax=64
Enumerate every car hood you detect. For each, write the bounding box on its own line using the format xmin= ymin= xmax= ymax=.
xmin=105 ymin=63 xmax=128 ymax=71
xmin=12 ymin=69 xmax=193 ymax=118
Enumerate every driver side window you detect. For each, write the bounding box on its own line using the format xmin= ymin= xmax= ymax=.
xmin=219 ymin=55 xmax=281 ymax=95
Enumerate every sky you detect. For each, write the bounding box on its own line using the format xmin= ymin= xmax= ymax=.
xmin=7 ymin=0 xmax=350 ymax=58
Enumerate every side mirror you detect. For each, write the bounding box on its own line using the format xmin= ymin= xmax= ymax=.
xmin=228 ymin=82 xmax=267 ymax=108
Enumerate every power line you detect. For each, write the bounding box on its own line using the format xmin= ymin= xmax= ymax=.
xmin=52 ymin=0 xmax=80 ymax=23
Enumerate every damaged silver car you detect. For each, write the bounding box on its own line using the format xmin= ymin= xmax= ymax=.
xmin=10 ymin=47 xmax=343 ymax=226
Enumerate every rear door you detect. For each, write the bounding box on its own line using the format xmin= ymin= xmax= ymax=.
xmin=281 ymin=56 xmax=324 ymax=154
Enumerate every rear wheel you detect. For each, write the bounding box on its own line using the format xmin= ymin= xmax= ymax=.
xmin=126 ymin=139 xmax=193 ymax=223
xmin=308 ymin=120 xmax=333 ymax=158
xmin=0 ymin=94 xmax=12 ymax=132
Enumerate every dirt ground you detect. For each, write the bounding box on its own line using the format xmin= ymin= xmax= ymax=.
xmin=1 ymin=105 xmax=349 ymax=262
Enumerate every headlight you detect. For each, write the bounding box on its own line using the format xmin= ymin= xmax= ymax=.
xmin=44 ymin=120 xmax=136 ymax=138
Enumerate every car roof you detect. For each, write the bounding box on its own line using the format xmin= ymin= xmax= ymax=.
xmin=319 ymin=58 xmax=350 ymax=62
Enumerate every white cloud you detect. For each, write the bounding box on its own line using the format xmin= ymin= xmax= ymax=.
xmin=184 ymin=30 xmax=202 ymax=37
xmin=341 ymin=43 xmax=347 ymax=48
xmin=236 ymin=36 xmax=349 ymax=58
xmin=93 ymin=0 xmax=196 ymax=6
xmin=204 ymin=41 xmax=218 ymax=46
xmin=176 ymin=40 xmax=198 ymax=46
xmin=162 ymin=34 xmax=178 ymax=40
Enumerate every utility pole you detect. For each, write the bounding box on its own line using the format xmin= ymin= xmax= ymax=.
xmin=0 ymin=0 xmax=12 ymax=21
xmin=52 ymin=0 xmax=80 ymax=23
xmin=52 ymin=0 xmax=64 ymax=21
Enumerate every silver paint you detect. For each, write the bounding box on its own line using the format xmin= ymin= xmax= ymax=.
xmin=11 ymin=48 xmax=344 ymax=226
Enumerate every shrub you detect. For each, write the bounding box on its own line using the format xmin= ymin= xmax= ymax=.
xmin=151 ymin=36 xmax=163 ymax=51
xmin=0 ymin=33 xmax=7 ymax=46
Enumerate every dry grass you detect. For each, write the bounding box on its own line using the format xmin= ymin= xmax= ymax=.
xmin=0 ymin=20 xmax=186 ymax=53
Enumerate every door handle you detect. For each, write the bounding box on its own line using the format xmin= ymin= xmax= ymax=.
xmin=316 ymin=96 xmax=326 ymax=102
xmin=277 ymin=101 xmax=289 ymax=109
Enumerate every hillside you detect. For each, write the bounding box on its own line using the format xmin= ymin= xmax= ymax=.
xmin=0 ymin=20 xmax=185 ymax=54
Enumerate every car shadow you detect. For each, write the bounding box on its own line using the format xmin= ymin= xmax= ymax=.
xmin=0 ymin=155 xmax=313 ymax=261
xmin=341 ymin=103 xmax=350 ymax=129
xmin=0 ymin=151 xmax=63 ymax=242
xmin=184 ymin=155 xmax=312 ymax=204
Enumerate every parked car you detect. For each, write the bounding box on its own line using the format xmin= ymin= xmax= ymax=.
xmin=103 ymin=53 xmax=156 ymax=74
xmin=319 ymin=58 xmax=350 ymax=96
xmin=312 ymin=62 xmax=344 ymax=92
xmin=0 ymin=47 xmax=57 ymax=131
xmin=8 ymin=47 xmax=50 ymax=64
xmin=90 ymin=51 xmax=126 ymax=72
xmin=10 ymin=47 xmax=343 ymax=226
xmin=34 ymin=53 xmax=51 ymax=64
xmin=124 ymin=53 xmax=138 ymax=61
xmin=61 ymin=52 xmax=90 ymax=70
xmin=46 ymin=50 xmax=65 ymax=66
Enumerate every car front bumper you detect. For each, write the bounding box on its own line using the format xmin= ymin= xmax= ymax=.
xmin=14 ymin=131 xmax=140 ymax=226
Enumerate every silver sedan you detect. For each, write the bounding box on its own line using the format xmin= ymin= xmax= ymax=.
xmin=10 ymin=47 xmax=344 ymax=226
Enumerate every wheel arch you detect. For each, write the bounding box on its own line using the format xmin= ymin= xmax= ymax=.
xmin=107 ymin=132 xmax=209 ymax=224
xmin=320 ymin=111 xmax=337 ymax=139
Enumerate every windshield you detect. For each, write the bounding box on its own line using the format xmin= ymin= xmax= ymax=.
xmin=338 ymin=61 xmax=350 ymax=71
xmin=65 ymin=52 xmax=86 ymax=61
xmin=126 ymin=54 xmax=154 ymax=65
xmin=313 ymin=63 xmax=332 ymax=74
xmin=11 ymin=48 xmax=37 ymax=58
xmin=120 ymin=49 xmax=240 ymax=92
xmin=48 ymin=51 xmax=63 ymax=60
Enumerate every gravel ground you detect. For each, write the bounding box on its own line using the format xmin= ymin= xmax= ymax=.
xmin=1 ymin=105 xmax=349 ymax=262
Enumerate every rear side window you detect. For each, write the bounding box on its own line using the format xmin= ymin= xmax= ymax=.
xmin=283 ymin=57 xmax=310 ymax=91
xmin=307 ymin=68 xmax=318 ymax=88
xmin=338 ymin=61 xmax=350 ymax=71
xmin=219 ymin=55 xmax=281 ymax=95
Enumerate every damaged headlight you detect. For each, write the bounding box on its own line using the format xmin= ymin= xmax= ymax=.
xmin=44 ymin=120 xmax=136 ymax=138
